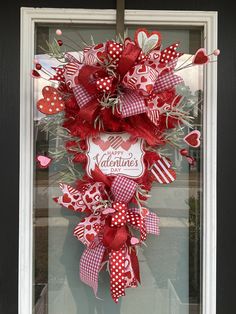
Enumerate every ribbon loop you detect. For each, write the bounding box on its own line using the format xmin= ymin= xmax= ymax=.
xmin=111 ymin=176 xmax=137 ymax=203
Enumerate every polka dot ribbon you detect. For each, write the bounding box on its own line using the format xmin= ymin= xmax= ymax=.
xmin=111 ymin=202 xmax=127 ymax=227
xmin=108 ymin=176 xmax=145 ymax=302
xmin=109 ymin=245 xmax=126 ymax=302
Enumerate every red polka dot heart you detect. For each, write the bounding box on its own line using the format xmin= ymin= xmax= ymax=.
xmin=37 ymin=86 xmax=65 ymax=115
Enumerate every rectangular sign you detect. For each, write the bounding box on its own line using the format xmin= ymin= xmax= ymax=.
xmin=86 ymin=132 xmax=145 ymax=178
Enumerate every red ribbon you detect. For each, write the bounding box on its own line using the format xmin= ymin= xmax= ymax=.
xmin=117 ymin=43 xmax=141 ymax=77
xmin=78 ymin=99 xmax=100 ymax=122
xmin=77 ymin=65 xmax=106 ymax=94
xmin=103 ymin=219 xmax=129 ymax=251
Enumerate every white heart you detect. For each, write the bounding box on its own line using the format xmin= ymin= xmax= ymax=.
xmin=137 ymin=31 xmax=159 ymax=54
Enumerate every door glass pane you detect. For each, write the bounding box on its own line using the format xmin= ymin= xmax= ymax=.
xmin=33 ymin=23 xmax=203 ymax=314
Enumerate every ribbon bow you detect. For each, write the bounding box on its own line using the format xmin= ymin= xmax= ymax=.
xmin=54 ymin=175 xmax=160 ymax=302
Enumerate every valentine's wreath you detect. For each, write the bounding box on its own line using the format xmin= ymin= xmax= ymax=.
xmin=33 ymin=28 xmax=219 ymax=302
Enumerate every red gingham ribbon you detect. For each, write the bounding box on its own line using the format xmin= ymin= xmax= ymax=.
xmin=146 ymin=212 xmax=160 ymax=235
xmin=111 ymin=176 xmax=137 ymax=203
xmin=154 ymin=73 xmax=183 ymax=93
xmin=80 ymin=243 xmax=105 ymax=295
xmin=120 ymin=90 xmax=147 ymax=118
xmin=72 ymin=85 xmax=95 ymax=108
xmin=132 ymin=208 xmax=160 ymax=236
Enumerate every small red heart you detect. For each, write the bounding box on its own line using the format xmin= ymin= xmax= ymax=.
xmin=62 ymin=194 xmax=71 ymax=203
xmin=146 ymin=84 xmax=154 ymax=93
xmin=97 ymin=51 xmax=107 ymax=62
xmin=193 ymin=48 xmax=209 ymax=65
xmin=141 ymin=76 xmax=147 ymax=83
xmin=141 ymin=207 xmax=149 ymax=217
xmin=37 ymin=86 xmax=65 ymax=115
xmin=86 ymin=225 xmax=92 ymax=231
xmin=89 ymin=217 xmax=98 ymax=223
xmin=85 ymin=195 xmax=93 ymax=204
xmin=86 ymin=233 xmax=95 ymax=242
xmin=137 ymin=64 xmax=147 ymax=74
xmin=125 ymin=271 xmax=132 ymax=279
xmin=184 ymin=130 xmax=201 ymax=148
xmin=90 ymin=186 xmax=97 ymax=194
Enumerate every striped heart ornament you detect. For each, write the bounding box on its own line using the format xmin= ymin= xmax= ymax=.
xmin=108 ymin=135 xmax=123 ymax=149
xmin=151 ymin=157 xmax=176 ymax=184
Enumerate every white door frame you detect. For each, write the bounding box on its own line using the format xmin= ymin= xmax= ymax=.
xmin=19 ymin=7 xmax=217 ymax=314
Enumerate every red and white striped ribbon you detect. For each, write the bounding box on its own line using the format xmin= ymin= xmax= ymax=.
xmin=151 ymin=157 xmax=176 ymax=184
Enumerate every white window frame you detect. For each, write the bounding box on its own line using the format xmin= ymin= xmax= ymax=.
xmin=19 ymin=7 xmax=217 ymax=314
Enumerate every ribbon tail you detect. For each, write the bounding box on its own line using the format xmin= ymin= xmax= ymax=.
xmin=126 ymin=209 xmax=147 ymax=242
xmin=145 ymin=212 xmax=160 ymax=236
xmin=80 ymin=243 xmax=105 ymax=296
xmin=130 ymin=247 xmax=141 ymax=284
xmin=109 ymin=245 xmax=126 ymax=303
xmin=130 ymin=208 xmax=160 ymax=236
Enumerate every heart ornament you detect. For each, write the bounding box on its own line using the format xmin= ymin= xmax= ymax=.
xmin=151 ymin=157 xmax=176 ymax=184
xmin=184 ymin=130 xmax=201 ymax=148
xmin=36 ymin=155 xmax=52 ymax=168
xmin=108 ymin=135 xmax=123 ymax=150
xmin=193 ymin=48 xmax=209 ymax=65
xmin=37 ymin=86 xmax=65 ymax=115
xmin=135 ymin=28 xmax=161 ymax=55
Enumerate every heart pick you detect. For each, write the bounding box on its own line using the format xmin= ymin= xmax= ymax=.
xmin=135 ymin=28 xmax=161 ymax=54
xmin=37 ymin=86 xmax=65 ymax=115
xmin=193 ymin=48 xmax=209 ymax=65
xmin=184 ymin=130 xmax=201 ymax=148
xmin=37 ymin=155 xmax=52 ymax=168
